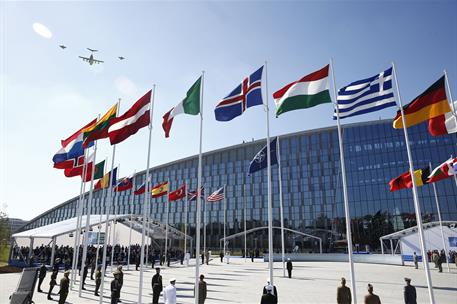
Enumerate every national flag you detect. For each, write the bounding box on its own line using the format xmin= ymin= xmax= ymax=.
xmin=215 ymin=66 xmax=263 ymax=121
xmin=188 ymin=187 xmax=205 ymax=201
xmin=151 ymin=181 xmax=169 ymax=198
xmin=108 ymin=90 xmax=151 ymax=145
xmin=168 ymin=184 xmax=186 ymax=201
xmin=207 ymin=187 xmax=224 ymax=202
xmin=335 ymin=67 xmax=396 ymax=119
xmin=134 ymin=183 xmax=147 ymax=195
xmin=83 ymin=103 xmax=118 ymax=147
xmin=94 ymin=167 xmax=118 ymax=190
xmin=273 ymin=65 xmax=331 ymax=116
xmin=52 ymin=119 xmax=97 ymax=169
xmin=82 ymin=160 xmax=105 ymax=182
xmin=63 ymin=155 xmax=88 ymax=177
xmin=393 ymin=76 xmax=451 ymax=129
xmin=428 ymin=101 xmax=457 ymax=136
xmin=115 ymin=176 xmax=133 ymax=192
xmin=162 ymin=77 xmax=201 ymax=138
xmin=389 ymin=167 xmax=430 ymax=192
xmin=248 ymin=137 xmax=278 ymax=174
xmin=427 ymin=157 xmax=457 ymax=183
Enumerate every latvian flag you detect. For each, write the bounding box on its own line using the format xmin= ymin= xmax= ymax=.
xmin=108 ymin=90 xmax=152 ymax=145
xmin=274 ymin=65 xmax=331 ymax=116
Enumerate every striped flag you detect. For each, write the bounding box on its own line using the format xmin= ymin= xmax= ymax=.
xmin=207 ymin=187 xmax=224 ymax=202
xmin=334 ymin=67 xmax=396 ymax=119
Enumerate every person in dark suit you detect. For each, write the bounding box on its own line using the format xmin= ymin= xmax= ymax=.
xmin=337 ymin=277 xmax=351 ymax=304
xmin=219 ymin=251 xmax=224 ymax=263
xmin=197 ymin=274 xmax=207 ymax=304
xmin=117 ymin=265 xmax=124 ymax=301
xmin=151 ymin=267 xmax=163 ymax=304
xmin=82 ymin=262 xmax=89 ymax=290
xmin=47 ymin=265 xmax=59 ymax=300
xmin=58 ymin=271 xmax=70 ymax=304
xmin=260 ymin=285 xmax=277 ymax=304
xmin=403 ymin=278 xmax=416 ymax=304
xmin=135 ymin=253 xmax=140 ymax=271
xmin=286 ymin=258 xmax=293 ymax=278
xmin=37 ymin=263 xmax=47 ymax=292
xmin=111 ymin=271 xmax=121 ymax=304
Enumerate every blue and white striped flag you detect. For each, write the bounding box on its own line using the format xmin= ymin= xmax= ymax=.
xmin=334 ymin=67 xmax=396 ymax=119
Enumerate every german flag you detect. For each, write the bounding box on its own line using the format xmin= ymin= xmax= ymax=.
xmin=389 ymin=167 xmax=430 ymax=192
xmin=393 ymin=76 xmax=451 ymax=129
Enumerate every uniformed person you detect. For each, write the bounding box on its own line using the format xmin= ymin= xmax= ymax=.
xmin=151 ymin=267 xmax=163 ymax=304
xmin=262 ymin=279 xmax=278 ymax=299
xmin=47 ymin=265 xmax=59 ymax=300
xmin=364 ymin=283 xmax=381 ymax=304
xmin=260 ymin=285 xmax=277 ymax=304
xmin=37 ymin=263 xmax=47 ymax=292
xmin=286 ymin=258 xmax=293 ymax=278
xmin=58 ymin=270 xmax=70 ymax=304
xmin=111 ymin=271 xmax=121 ymax=304
xmin=197 ymin=274 xmax=207 ymax=304
xmin=94 ymin=265 xmax=102 ymax=296
xmin=82 ymin=261 xmax=89 ymax=290
xmin=337 ymin=277 xmax=351 ymax=304
xmin=403 ymin=278 xmax=417 ymax=304
xmin=117 ymin=265 xmax=124 ymax=300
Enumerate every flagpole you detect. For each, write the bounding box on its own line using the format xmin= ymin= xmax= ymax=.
xmin=138 ymin=85 xmax=155 ymax=304
xmin=194 ymin=71 xmax=204 ymax=304
xmin=223 ymin=185 xmax=227 ymax=259
xmin=184 ymin=180 xmax=188 ymax=259
xmin=264 ymin=61 xmax=274 ymax=286
xmin=203 ymin=195 xmax=207 ymax=258
xmin=127 ymin=171 xmax=136 ymax=271
xmin=243 ymin=179 xmax=247 ymax=262
xmin=277 ymin=136 xmax=286 ymax=277
xmin=71 ymin=149 xmax=89 ymax=289
xmin=95 ymin=158 xmax=108 ymax=271
xmin=392 ymin=62 xmax=435 ymax=303
xmin=110 ymin=164 xmax=120 ymax=272
xmin=429 ymin=162 xmax=450 ymax=272
xmin=99 ymin=98 xmax=121 ymax=304
xmin=330 ymin=58 xmax=357 ymax=303
xmin=79 ymin=139 xmax=98 ymax=297
xmin=146 ymin=200 xmax=151 ymax=268
xmin=165 ymin=181 xmax=170 ymax=264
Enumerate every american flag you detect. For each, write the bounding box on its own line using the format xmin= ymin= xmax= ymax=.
xmin=207 ymin=187 xmax=225 ymax=202
xmin=187 ymin=186 xmax=205 ymax=201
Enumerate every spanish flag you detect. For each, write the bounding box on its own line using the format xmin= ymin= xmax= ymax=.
xmin=389 ymin=167 xmax=430 ymax=192
xmin=393 ymin=76 xmax=451 ymax=129
xmin=151 ymin=181 xmax=169 ymax=198
xmin=83 ymin=103 xmax=118 ymax=147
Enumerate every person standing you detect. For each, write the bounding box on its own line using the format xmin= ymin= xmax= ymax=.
xmin=111 ymin=271 xmax=121 ymax=304
xmin=94 ymin=265 xmax=102 ymax=296
xmin=286 ymin=258 xmax=293 ymax=278
xmin=219 ymin=251 xmax=224 ymax=263
xmin=205 ymin=251 xmax=210 ymax=265
xmin=260 ymin=285 xmax=277 ymax=304
xmin=201 ymin=252 xmax=205 ymax=265
xmin=337 ymin=277 xmax=351 ymax=304
xmin=262 ymin=279 xmax=278 ymax=299
xmin=403 ymin=278 xmax=416 ymax=304
xmin=438 ymin=250 xmax=446 ymax=273
xmin=197 ymin=274 xmax=207 ymax=304
xmin=82 ymin=261 xmax=89 ymax=290
xmin=413 ymin=252 xmax=418 ymax=269
xmin=90 ymin=258 xmax=96 ymax=280
xmin=58 ymin=271 xmax=70 ymax=304
xmin=47 ymin=265 xmax=58 ymax=300
xmin=37 ymin=263 xmax=47 ymax=292
xmin=163 ymin=278 xmax=177 ymax=304
xmin=117 ymin=265 xmax=124 ymax=301
xmin=364 ymin=284 xmax=381 ymax=304
xmin=151 ymin=267 xmax=163 ymax=304
xmin=135 ymin=252 xmax=140 ymax=271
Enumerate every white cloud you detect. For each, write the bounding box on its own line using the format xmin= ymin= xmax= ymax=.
xmin=32 ymin=22 xmax=52 ymax=39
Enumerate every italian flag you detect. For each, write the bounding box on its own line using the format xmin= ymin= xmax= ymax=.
xmin=273 ymin=65 xmax=331 ymax=116
xmin=427 ymin=157 xmax=457 ymax=183
xmin=162 ymin=76 xmax=201 ymax=138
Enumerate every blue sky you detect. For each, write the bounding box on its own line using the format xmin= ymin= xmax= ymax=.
xmin=2 ymin=1 xmax=456 ymax=220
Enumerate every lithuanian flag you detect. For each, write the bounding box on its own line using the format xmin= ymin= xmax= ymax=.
xmin=393 ymin=76 xmax=450 ymax=129
xmin=151 ymin=181 xmax=169 ymax=198
xmin=389 ymin=167 xmax=430 ymax=192
xmin=83 ymin=103 xmax=118 ymax=147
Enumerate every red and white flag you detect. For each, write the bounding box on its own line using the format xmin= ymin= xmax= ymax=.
xmin=428 ymin=101 xmax=457 ymax=136
xmin=108 ymin=90 xmax=152 ymax=145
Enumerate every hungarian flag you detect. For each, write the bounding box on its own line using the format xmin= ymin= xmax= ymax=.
xmin=168 ymin=184 xmax=186 ymax=201
xmin=108 ymin=90 xmax=151 ymax=145
xmin=389 ymin=167 xmax=430 ymax=191
xmin=83 ymin=103 xmax=118 ymax=147
xmin=94 ymin=167 xmax=118 ymax=190
xmin=428 ymin=101 xmax=457 ymax=136
xmin=115 ymin=176 xmax=133 ymax=192
xmin=162 ymin=77 xmax=201 ymax=137
xmin=427 ymin=157 xmax=457 ymax=183
xmin=151 ymin=181 xmax=169 ymax=198
xmin=273 ymin=65 xmax=331 ymax=116
xmin=393 ymin=76 xmax=451 ymax=129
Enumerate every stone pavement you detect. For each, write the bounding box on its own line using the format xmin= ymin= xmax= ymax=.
xmin=1 ymin=257 xmax=456 ymax=303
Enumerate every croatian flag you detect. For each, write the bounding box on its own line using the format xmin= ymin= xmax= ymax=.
xmin=53 ymin=119 xmax=96 ymax=169
xmin=215 ymin=66 xmax=264 ymax=121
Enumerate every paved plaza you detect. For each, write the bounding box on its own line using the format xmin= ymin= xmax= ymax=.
xmin=1 ymin=257 xmax=456 ymax=303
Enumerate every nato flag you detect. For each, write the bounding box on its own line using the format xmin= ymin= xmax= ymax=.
xmin=248 ymin=137 xmax=278 ymax=174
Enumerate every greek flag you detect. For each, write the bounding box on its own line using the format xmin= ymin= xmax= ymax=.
xmin=334 ymin=67 xmax=396 ymax=119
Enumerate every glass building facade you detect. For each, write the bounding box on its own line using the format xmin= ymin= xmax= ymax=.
xmin=21 ymin=119 xmax=457 ymax=252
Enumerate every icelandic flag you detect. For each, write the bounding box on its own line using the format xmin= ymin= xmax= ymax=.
xmin=215 ymin=66 xmax=264 ymax=121
xmin=53 ymin=119 xmax=96 ymax=169
xmin=248 ymin=137 xmax=278 ymax=174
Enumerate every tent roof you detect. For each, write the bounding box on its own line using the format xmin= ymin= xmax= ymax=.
xmin=379 ymin=221 xmax=457 ymax=241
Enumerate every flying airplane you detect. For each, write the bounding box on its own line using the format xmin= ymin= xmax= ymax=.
xmin=59 ymin=45 xmax=66 ymax=49
xmin=79 ymin=48 xmax=104 ymax=65
xmin=118 ymin=56 xmax=125 ymax=60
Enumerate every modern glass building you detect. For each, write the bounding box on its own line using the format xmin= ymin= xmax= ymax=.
xmin=20 ymin=119 xmax=457 ymax=252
